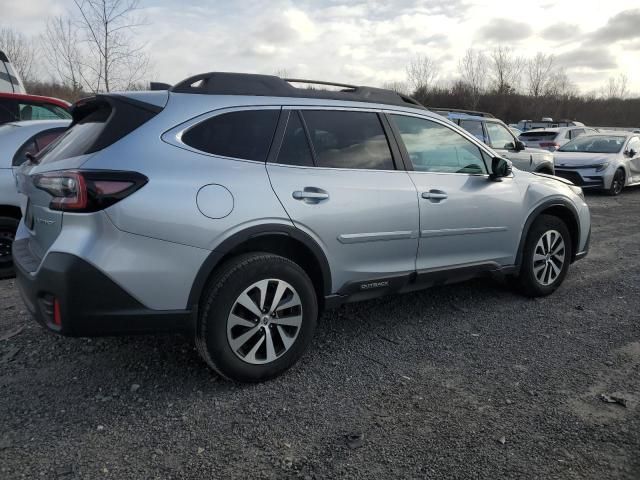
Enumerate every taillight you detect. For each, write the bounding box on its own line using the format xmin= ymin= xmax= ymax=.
xmin=540 ymin=142 xmax=560 ymax=151
xmin=33 ymin=170 xmax=147 ymax=212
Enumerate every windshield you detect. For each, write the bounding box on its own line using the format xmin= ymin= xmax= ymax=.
xmin=559 ymin=136 xmax=625 ymax=153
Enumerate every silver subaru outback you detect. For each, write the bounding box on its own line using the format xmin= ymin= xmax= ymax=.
xmin=13 ymin=73 xmax=591 ymax=382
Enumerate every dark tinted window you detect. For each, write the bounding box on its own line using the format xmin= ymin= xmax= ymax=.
xmin=459 ymin=120 xmax=486 ymax=143
xmin=40 ymin=104 xmax=111 ymax=164
xmin=276 ymin=111 xmax=313 ymax=167
xmin=12 ymin=128 xmax=67 ymax=166
xmin=0 ymin=98 xmax=18 ymax=123
xmin=301 ymin=110 xmax=394 ymax=170
xmin=391 ymin=114 xmax=487 ymax=174
xmin=183 ymin=110 xmax=279 ymax=162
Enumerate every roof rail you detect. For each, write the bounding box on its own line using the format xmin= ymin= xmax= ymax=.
xmin=430 ymin=107 xmax=495 ymax=118
xmin=169 ymin=72 xmax=425 ymax=109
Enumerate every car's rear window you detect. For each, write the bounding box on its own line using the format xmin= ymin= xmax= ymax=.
xmin=38 ymin=96 xmax=160 ymax=164
xmin=520 ymin=131 xmax=557 ymax=138
xmin=182 ymin=109 xmax=280 ymax=162
xmin=39 ymin=103 xmax=111 ymax=164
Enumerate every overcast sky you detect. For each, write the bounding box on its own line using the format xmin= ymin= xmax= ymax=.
xmin=5 ymin=0 xmax=640 ymax=94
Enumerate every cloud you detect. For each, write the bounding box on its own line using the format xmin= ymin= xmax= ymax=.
xmin=556 ymin=47 xmax=618 ymax=70
xmin=478 ymin=19 xmax=533 ymax=42
xmin=591 ymin=8 xmax=640 ymax=42
xmin=541 ymin=22 xmax=582 ymax=41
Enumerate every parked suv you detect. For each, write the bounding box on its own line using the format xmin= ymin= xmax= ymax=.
xmin=519 ymin=127 xmax=597 ymax=152
xmin=441 ymin=112 xmax=556 ymax=174
xmin=13 ymin=73 xmax=591 ymax=382
xmin=0 ymin=120 xmax=70 ymax=278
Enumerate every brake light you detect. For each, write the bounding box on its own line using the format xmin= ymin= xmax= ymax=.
xmin=540 ymin=142 xmax=560 ymax=151
xmin=53 ymin=299 xmax=62 ymax=326
xmin=33 ymin=170 xmax=147 ymax=212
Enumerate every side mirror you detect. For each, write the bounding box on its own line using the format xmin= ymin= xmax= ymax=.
xmin=490 ymin=157 xmax=512 ymax=181
xmin=514 ymin=140 xmax=526 ymax=151
xmin=627 ymin=148 xmax=637 ymax=157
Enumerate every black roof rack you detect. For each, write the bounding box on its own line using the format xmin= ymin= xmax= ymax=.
xmin=429 ymin=107 xmax=495 ymax=118
xmin=169 ymin=72 xmax=425 ymax=109
xmin=149 ymin=81 xmax=171 ymax=91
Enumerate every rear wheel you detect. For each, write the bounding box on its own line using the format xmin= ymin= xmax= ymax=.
xmin=0 ymin=217 xmax=19 ymax=280
xmin=607 ymin=168 xmax=625 ymax=196
xmin=195 ymin=253 xmax=318 ymax=382
xmin=516 ymin=215 xmax=572 ymax=297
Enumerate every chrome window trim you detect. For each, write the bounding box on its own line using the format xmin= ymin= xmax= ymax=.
xmin=162 ymin=105 xmax=283 ymax=165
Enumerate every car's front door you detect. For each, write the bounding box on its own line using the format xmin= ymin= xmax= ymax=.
xmin=484 ymin=121 xmax=532 ymax=171
xmin=387 ymin=113 xmax=522 ymax=272
xmin=267 ymin=109 xmax=420 ymax=294
xmin=626 ymin=136 xmax=640 ymax=183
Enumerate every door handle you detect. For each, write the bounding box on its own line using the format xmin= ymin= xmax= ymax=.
xmin=422 ymin=190 xmax=448 ymax=201
xmin=292 ymin=188 xmax=329 ymax=203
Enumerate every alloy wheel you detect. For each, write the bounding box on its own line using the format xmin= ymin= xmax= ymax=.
xmin=612 ymin=170 xmax=624 ymax=195
xmin=227 ymin=279 xmax=303 ymax=365
xmin=533 ymin=229 xmax=565 ymax=286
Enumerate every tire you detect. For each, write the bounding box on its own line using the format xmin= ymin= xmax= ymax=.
xmin=607 ymin=168 xmax=625 ymax=196
xmin=195 ymin=253 xmax=318 ymax=382
xmin=516 ymin=214 xmax=572 ymax=297
xmin=0 ymin=216 xmax=19 ymax=280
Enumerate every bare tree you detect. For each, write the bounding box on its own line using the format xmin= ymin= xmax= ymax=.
xmin=526 ymin=52 xmax=554 ymax=98
xmin=489 ymin=46 xmax=523 ymax=94
xmin=603 ymin=73 xmax=629 ymax=99
xmin=545 ymin=67 xmax=576 ymax=98
xmin=41 ymin=17 xmax=86 ymax=94
xmin=406 ymin=55 xmax=438 ymax=94
xmin=457 ymin=48 xmax=487 ymax=109
xmin=0 ymin=27 xmax=37 ymax=83
xmin=72 ymin=0 xmax=150 ymax=92
xmin=273 ymin=68 xmax=290 ymax=78
xmin=382 ymin=80 xmax=410 ymax=96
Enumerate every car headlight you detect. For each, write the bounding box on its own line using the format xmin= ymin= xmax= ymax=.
xmin=595 ymin=162 xmax=609 ymax=172
xmin=569 ymin=184 xmax=584 ymax=200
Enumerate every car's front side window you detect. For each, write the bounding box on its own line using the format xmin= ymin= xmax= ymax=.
xmin=301 ymin=110 xmax=395 ymax=170
xmin=391 ymin=114 xmax=488 ymax=175
xmin=485 ymin=122 xmax=515 ymax=150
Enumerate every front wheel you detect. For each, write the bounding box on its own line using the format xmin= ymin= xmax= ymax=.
xmin=0 ymin=217 xmax=19 ymax=280
xmin=195 ymin=253 xmax=318 ymax=382
xmin=516 ymin=215 xmax=572 ymax=297
xmin=607 ymin=168 xmax=625 ymax=196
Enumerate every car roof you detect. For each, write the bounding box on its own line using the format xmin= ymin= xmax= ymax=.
xmin=0 ymin=92 xmax=71 ymax=108
xmin=446 ymin=112 xmax=502 ymax=123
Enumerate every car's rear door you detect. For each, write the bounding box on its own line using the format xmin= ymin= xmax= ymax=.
xmin=387 ymin=112 xmax=522 ymax=273
xmin=267 ymin=108 xmax=420 ymax=295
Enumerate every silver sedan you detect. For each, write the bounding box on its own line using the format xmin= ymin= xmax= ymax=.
xmin=553 ymin=133 xmax=640 ymax=196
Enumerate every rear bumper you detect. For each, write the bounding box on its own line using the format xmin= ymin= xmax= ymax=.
xmin=13 ymin=239 xmax=194 ymax=337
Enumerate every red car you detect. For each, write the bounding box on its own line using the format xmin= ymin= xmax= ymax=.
xmin=0 ymin=92 xmax=72 ymax=125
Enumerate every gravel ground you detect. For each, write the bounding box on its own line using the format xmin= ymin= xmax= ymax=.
xmin=1 ymin=189 xmax=639 ymax=480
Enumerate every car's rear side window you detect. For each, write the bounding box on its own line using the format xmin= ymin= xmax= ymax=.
xmin=182 ymin=109 xmax=280 ymax=162
xmin=300 ymin=110 xmax=394 ymax=170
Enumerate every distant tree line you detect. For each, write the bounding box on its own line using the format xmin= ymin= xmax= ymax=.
xmin=1 ymin=12 xmax=638 ymax=127
xmin=388 ymin=49 xmax=639 ymax=127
